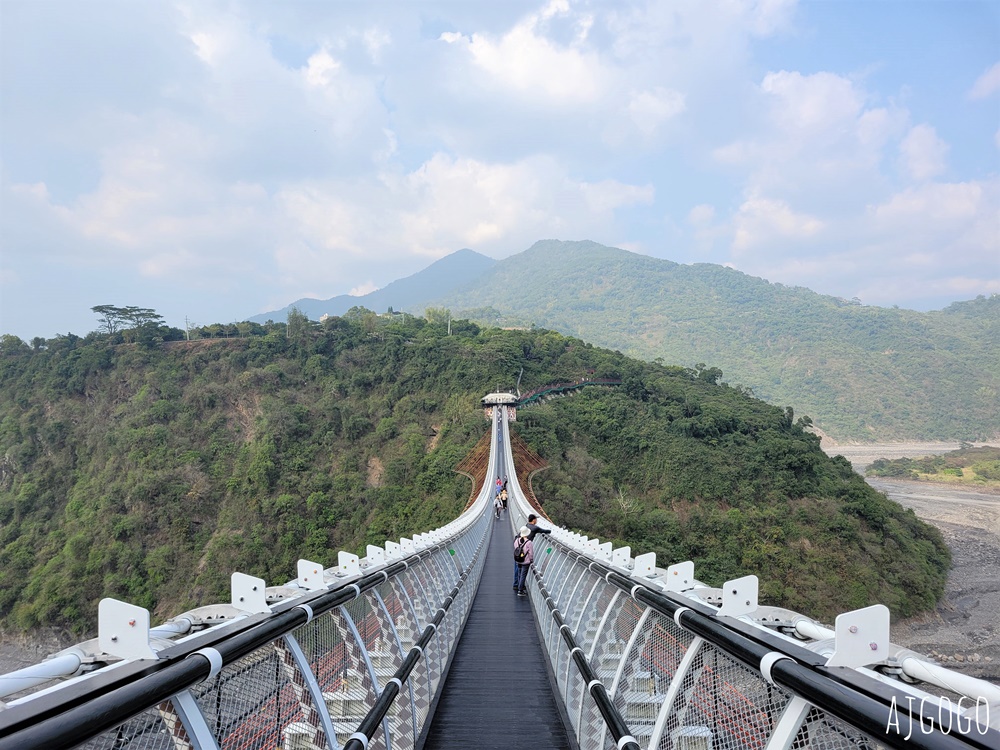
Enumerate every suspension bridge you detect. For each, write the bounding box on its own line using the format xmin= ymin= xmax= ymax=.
xmin=1 ymin=397 xmax=998 ymax=750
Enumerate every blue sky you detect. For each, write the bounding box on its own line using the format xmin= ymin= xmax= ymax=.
xmin=1 ymin=0 xmax=998 ymax=340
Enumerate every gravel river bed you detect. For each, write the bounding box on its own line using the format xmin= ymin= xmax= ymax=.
xmin=828 ymin=443 xmax=1000 ymax=685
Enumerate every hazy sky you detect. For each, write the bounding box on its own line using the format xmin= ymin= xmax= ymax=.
xmin=2 ymin=0 xmax=998 ymax=340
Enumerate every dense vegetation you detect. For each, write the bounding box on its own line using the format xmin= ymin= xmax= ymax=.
xmin=867 ymin=445 xmax=1000 ymax=485
xmin=518 ymin=394 xmax=949 ymax=619
xmin=1 ymin=312 xmax=949 ymax=635
xmin=430 ymin=240 xmax=1000 ymax=442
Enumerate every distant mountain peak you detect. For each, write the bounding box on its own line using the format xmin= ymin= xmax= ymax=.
xmin=250 ymin=248 xmax=495 ymax=324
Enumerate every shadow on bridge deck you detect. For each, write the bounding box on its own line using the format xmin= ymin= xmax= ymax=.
xmin=421 ymin=512 xmax=574 ymax=749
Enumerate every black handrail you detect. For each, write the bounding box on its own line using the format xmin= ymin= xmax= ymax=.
xmin=548 ymin=545 xmax=999 ymax=750
xmin=342 ymin=528 xmax=489 ymax=750
xmin=0 ymin=538 xmax=472 ymax=750
xmin=533 ymin=569 xmax=642 ymax=750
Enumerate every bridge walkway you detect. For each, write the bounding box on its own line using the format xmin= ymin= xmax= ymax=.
xmin=422 ymin=511 xmax=573 ymax=749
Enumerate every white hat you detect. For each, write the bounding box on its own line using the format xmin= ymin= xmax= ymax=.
xmin=519 ymin=526 xmax=530 ymax=537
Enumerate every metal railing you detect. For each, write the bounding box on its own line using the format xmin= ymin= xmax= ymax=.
xmin=0 ymin=414 xmax=504 ymax=750
xmin=494 ymin=411 xmax=1000 ymax=750
xmin=4 ymin=403 xmax=1000 ymax=750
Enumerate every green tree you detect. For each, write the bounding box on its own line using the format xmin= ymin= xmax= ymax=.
xmin=286 ymin=307 xmax=311 ymax=343
xmin=0 ymin=334 xmax=28 ymax=355
xmin=425 ymin=307 xmax=451 ymax=327
xmin=91 ymin=305 xmax=126 ymax=335
xmin=91 ymin=305 xmax=164 ymax=341
xmin=120 ymin=306 xmax=164 ymax=330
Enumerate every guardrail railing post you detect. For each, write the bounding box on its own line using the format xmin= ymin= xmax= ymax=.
xmin=166 ymin=690 xmax=221 ymax=750
xmin=274 ymin=633 xmax=339 ymax=750
xmin=373 ymin=589 xmax=419 ymax=748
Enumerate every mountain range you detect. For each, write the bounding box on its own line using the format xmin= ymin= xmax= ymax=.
xmin=253 ymin=240 xmax=1000 ymax=443
xmin=249 ymin=248 xmax=495 ymax=324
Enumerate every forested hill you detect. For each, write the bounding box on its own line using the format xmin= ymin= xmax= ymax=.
xmin=0 ymin=314 xmax=948 ymax=635
xmin=428 ymin=240 xmax=1000 ymax=442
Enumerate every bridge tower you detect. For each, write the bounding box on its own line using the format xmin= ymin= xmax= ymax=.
xmin=481 ymin=391 xmax=517 ymax=421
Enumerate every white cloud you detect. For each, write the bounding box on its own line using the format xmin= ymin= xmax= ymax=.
xmin=628 ymin=87 xmax=686 ymax=136
xmin=581 ymin=180 xmax=654 ymax=213
xmin=440 ymin=2 xmax=608 ymax=104
xmin=574 ymin=13 xmax=595 ymax=44
xmin=398 ymin=154 xmax=547 ymax=252
xmin=303 ymin=50 xmax=341 ymax=88
xmin=540 ymin=0 xmax=570 ymax=22
xmin=856 ymin=108 xmax=899 ymax=151
xmin=712 ymin=70 xmax=898 ymax=184
xmin=760 ymin=70 xmax=863 ymax=135
xmin=189 ymin=30 xmax=227 ymax=66
xmin=9 ymin=182 xmax=51 ymax=202
xmin=942 ymin=277 xmax=1000 ymax=296
xmin=711 ymin=68 xmax=924 ymax=233
xmin=872 ymin=182 xmax=982 ymax=223
xmin=607 ymin=0 xmax=796 ymax=66
xmin=969 ymin=61 xmax=1000 ymax=100
xmin=728 ymin=176 xmax=1000 ymax=307
xmin=394 ymin=153 xmax=651 ymax=256
xmin=899 ymin=124 xmax=949 ymax=181
xmin=362 ymin=28 xmax=391 ymax=63
xmin=276 ymin=183 xmax=364 ymax=255
xmin=746 ymin=0 xmax=798 ymax=36
xmin=139 ymin=249 xmax=202 ymax=278
xmin=349 ymin=282 xmax=379 ymax=296
xmin=732 ymin=194 xmax=825 ymax=253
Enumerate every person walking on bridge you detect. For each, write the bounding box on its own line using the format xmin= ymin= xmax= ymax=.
xmin=513 ymin=526 xmax=534 ymax=597
xmin=513 ymin=513 xmax=552 ymax=589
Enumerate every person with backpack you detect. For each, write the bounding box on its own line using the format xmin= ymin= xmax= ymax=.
xmin=512 ymin=513 xmax=553 ymax=590
xmin=513 ymin=526 xmax=534 ymax=596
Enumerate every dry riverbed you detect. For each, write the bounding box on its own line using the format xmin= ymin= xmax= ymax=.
xmin=827 ymin=442 xmax=1000 ymax=684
